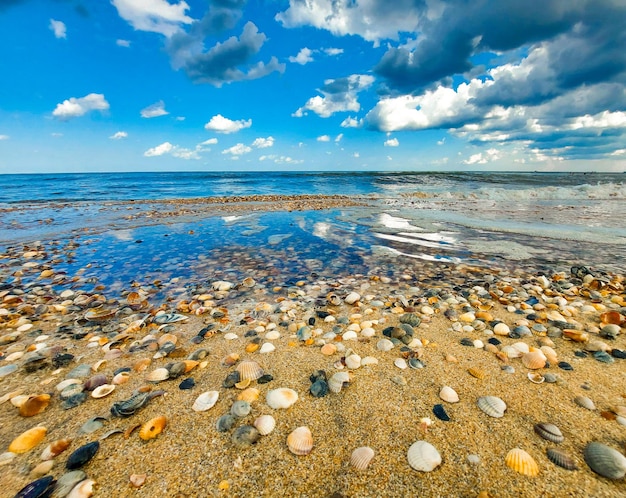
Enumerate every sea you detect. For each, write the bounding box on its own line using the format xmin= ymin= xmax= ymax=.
xmin=1 ymin=171 xmax=624 ymax=299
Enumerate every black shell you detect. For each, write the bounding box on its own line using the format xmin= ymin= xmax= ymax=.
xmin=547 ymin=448 xmax=578 ymax=470
xmin=66 ymin=441 xmax=100 ymax=470
xmin=14 ymin=476 xmax=56 ymax=498
xmin=433 ymin=404 xmax=451 ymax=421
xmin=309 ymin=379 xmax=329 ymax=398
xmin=558 ymin=361 xmax=573 ymax=371
xmin=179 ymin=377 xmax=195 ymax=390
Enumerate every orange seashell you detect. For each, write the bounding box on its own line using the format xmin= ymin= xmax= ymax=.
xmin=9 ymin=426 xmax=47 ymax=453
xmin=320 ymin=343 xmax=337 ymax=355
xmin=133 ymin=358 xmax=151 ymax=372
xmin=539 ymin=346 xmax=558 ymax=364
xmin=563 ymin=329 xmax=589 ymax=342
xmin=183 ymin=360 xmax=199 ymax=373
xmin=600 ymin=310 xmax=624 ymax=326
xmin=19 ymin=394 xmax=51 ymax=417
xmin=287 ymin=426 xmax=313 ymax=456
xmin=41 ymin=438 xmax=72 ymax=460
xmin=237 ymin=388 xmax=260 ymax=403
xmin=505 ymin=448 xmax=539 ymax=476
xmin=468 ymin=367 xmax=485 ymax=379
xmin=475 ymin=311 xmax=493 ymax=321
xmin=221 ymin=353 xmax=240 ymax=367
xmin=245 ymin=343 xmax=260 ymax=353
xmin=139 ymin=416 xmax=167 ymax=440
xmin=522 ymin=351 xmax=547 ymax=370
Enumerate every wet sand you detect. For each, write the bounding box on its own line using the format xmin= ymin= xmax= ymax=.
xmin=1 ymin=199 xmax=625 ymax=498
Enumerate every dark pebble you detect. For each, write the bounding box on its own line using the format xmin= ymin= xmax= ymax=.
xmin=66 ymin=441 xmax=99 ymax=470
xmin=244 ymin=330 xmax=257 ymax=337
xmin=232 ymin=425 xmax=260 ymax=447
xmin=574 ymin=350 xmax=588 ymax=358
xmin=611 ymin=349 xmax=626 ymax=359
xmin=308 ymin=317 xmax=316 ymax=326
xmin=14 ymin=475 xmax=56 ymax=498
xmin=460 ymin=338 xmax=474 ymax=347
xmin=309 ymin=379 xmax=329 ymax=398
xmin=257 ymin=374 xmax=273 ymax=384
xmin=433 ymin=404 xmax=450 ymax=421
xmin=179 ymin=378 xmax=195 ymax=390
xmin=488 ymin=337 xmax=501 ymax=346
xmin=190 ymin=335 xmax=204 ymax=344
xmin=316 ymin=310 xmax=330 ymax=319
xmin=222 ymin=371 xmax=240 ymax=388
xmin=593 ymin=351 xmax=614 ymax=364
xmin=52 ymin=353 xmax=74 ymax=368
xmin=61 ymin=392 xmax=87 ymax=410
xmin=309 ymin=370 xmax=327 ymax=383
xmin=558 ymin=361 xmax=573 ymax=371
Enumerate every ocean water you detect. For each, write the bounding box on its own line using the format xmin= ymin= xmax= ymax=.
xmin=1 ymin=172 xmax=624 ymax=298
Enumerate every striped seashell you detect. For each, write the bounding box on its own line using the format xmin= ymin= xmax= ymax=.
xmin=237 ymin=388 xmax=260 ymax=403
xmin=236 ymin=361 xmax=264 ymax=381
xmin=468 ymin=367 xmax=485 ymax=380
xmin=9 ymin=426 xmax=47 ymax=453
xmin=146 ymin=367 xmax=170 ymax=383
xmin=350 ymin=446 xmax=375 ymax=470
xmin=407 ymin=441 xmax=442 ymax=472
xmin=266 ymin=388 xmax=298 ymax=409
xmin=41 ymin=438 xmax=72 ymax=460
xmin=91 ymin=384 xmax=115 ymax=399
xmin=287 ymin=426 xmax=313 ymax=456
xmin=505 ymin=448 xmax=539 ymax=476
xmin=477 ymin=396 xmax=506 ymax=418
xmin=522 ymin=351 xmax=546 ymax=370
xmin=139 ymin=416 xmax=167 ymax=440
xmin=439 ymin=386 xmax=459 ymax=403
xmin=501 ymin=345 xmax=522 ymax=359
xmin=192 ymin=391 xmax=219 ymax=412
xmin=328 ymin=372 xmax=351 ymax=393
xmin=583 ymin=442 xmax=626 ymax=480
xmin=547 ymin=448 xmax=578 ymax=470
xmin=533 ymin=423 xmax=564 ymax=443
xmin=574 ymin=395 xmax=595 ymax=410
xmin=539 ymin=346 xmax=558 ymax=363
xmin=253 ymin=415 xmax=276 ymax=436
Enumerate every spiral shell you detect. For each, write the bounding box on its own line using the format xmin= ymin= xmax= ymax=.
xmin=139 ymin=416 xmax=167 ymax=440
xmin=236 ymin=361 xmax=264 ymax=381
xmin=439 ymin=386 xmax=459 ymax=403
xmin=350 ymin=446 xmax=375 ymax=470
xmin=583 ymin=442 xmax=626 ymax=480
xmin=407 ymin=441 xmax=442 ymax=472
xmin=477 ymin=396 xmax=507 ymax=418
xmin=533 ymin=423 xmax=564 ymax=443
xmin=192 ymin=391 xmax=219 ymax=412
xmin=547 ymin=448 xmax=578 ymax=470
xmin=287 ymin=426 xmax=313 ymax=456
xmin=522 ymin=351 xmax=546 ymax=370
xmin=9 ymin=426 xmax=47 ymax=453
xmin=505 ymin=448 xmax=539 ymax=476
xmin=253 ymin=415 xmax=276 ymax=436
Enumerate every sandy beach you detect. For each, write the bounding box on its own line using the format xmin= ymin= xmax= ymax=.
xmin=1 ymin=197 xmax=625 ymax=498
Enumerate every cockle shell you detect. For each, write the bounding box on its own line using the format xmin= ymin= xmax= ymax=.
xmin=522 ymin=351 xmax=546 ymax=370
xmin=345 ymin=354 xmax=362 ymax=369
xmin=511 ymin=342 xmax=530 ymax=355
xmin=139 ymin=416 xmax=167 ymax=440
xmin=19 ymin=394 xmax=51 ymax=417
xmin=236 ymin=361 xmax=264 ymax=381
xmin=9 ymin=426 xmax=47 ymax=453
xmin=527 ymin=372 xmax=544 ymax=384
xmin=505 ymin=448 xmax=539 ymax=476
xmin=91 ymin=384 xmax=115 ymax=398
xmin=41 ymin=438 xmax=72 ymax=460
xmin=237 ymin=388 xmax=260 ymax=403
xmin=547 ymin=448 xmax=578 ymax=470
xmin=350 ymin=446 xmax=375 ymax=470
xmin=477 ymin=396 xmax=507 ymax=418
xmin=407 ymin=441 xmax=442 ymax=472
xmin=287 ymin=426 xmax=313 ymax=455
xmin=266 ymin=388 xmax=298 ymax=409
xmin=146 ymin=367 xmax=170 ymax=383
xmin=439 ymin=386 xmax=459 ymax=403
xmin=468 ymin=367 xmax=485 ymax=380
xmin=533 ymin=423 xmax=564 ymax=443
xmin=574 ymin=395 xmax=595 ymax=410
xmin=192 ymin=391 xmax=219 ymax=412
xmin=583 ymin=442 xmax=626 ymax=480
xmin=493 ymin=323 xmax=510 ymax=336
xmin=253 ymin=414 xmax=276 ymax=436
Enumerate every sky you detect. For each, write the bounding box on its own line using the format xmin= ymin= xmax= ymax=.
xmin=0 ymin=0 xmax=625 ymax=173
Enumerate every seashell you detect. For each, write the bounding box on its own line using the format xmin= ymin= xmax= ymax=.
xmin=236 ymin=361 xmax=264 ymax=381
xmin=146 ymin=367 xmax=170 ymax=383
xmin=266 ymin=388 xmax=298 ymax=409
xmin=433 ymin=404 xmax=450 ymax=421
xmin=547 ymin=448 xmax=578 ymax=470
xmin=477 ymin=396 xmax=507 ymax=418
xmin=407 ymin=441 xmax=442 ymax=472
xmin=91 ymin=359 xmax=107 ymax=373
xmin=19 ymin=394 xmax=51 ymax=417
xmin=91 ymin=384 xmax=115 ymax=399
xmin=83 ymin=374 xmax=107 ymax=391
xmin=468 ymin=367 xmax=485 ymax=380
xmin=593 ymin=351 xmax=614 ymax=364
xmin=133 ymin=358 xmax=151 ymax=372
xmin=259 ymin=343 xmax=275 ymax=354
xmin=563 ymin=329 xmax=589 ymax=342
xmin=41 ymin=438 xmax=72 ymax=460
xmin=505 ymin=448 xmax=539 ymax=476
xmin=235 ymin=378 xmax=251 ymax=389
xmin=253 ymin=415 xmax=276 ymax=435
xmin=361 ymin=356 xmax=379 ymax=366
xmin=345 ymin=354 xmax=362 ymax=369
xmin=192 ymin=391 xmax=219 ymax=412
xmin=139 ymin=415 xmax=167 ymax=440
xmin=130 ymin=473 xmax=147 ymax=488
xmin=574 ymin=395 xmax=595 ymax=410
xmin=9 ymin=426 xmax=47 ymax=453
xmin=376 ymin=339 xmax=394 ymax=351
xmin=237 ymin=388 xmax=260 ymax=403
xmin=113 ymin=371 xmax=131 ymax=385
xmin=583 ymin=442 xmax=626 ymax=480
xmin=287 ymin=426 xmax=313 ymax=455
xmin=13 ymin=476 xmax=57 ymax=498
xmin=56 ymin=379 xmax=81 ymax=392
xmin=439 ymin=386 xmax=459 ymax=403
xmin=328 ymin=371 xmax=351 ymax=393
xmin=522 ymin=351 xmax=546 ymax=369
xmin=510 ymin=342 xmax=530 ymax=355
xmin=350 ymin=446 xmax=375 ymax=470
xmin=67 ymin=478 xmax=95 ymax=498
xmin=54 ymin=470 xmax=87 ymax=497
xmin=539 ymin=346 xmax=558 ymax=363
xmin=84 ymin=307 xmax=115 ymax=321
xmin=30 ymin=459 xmax=54 ymax=478
xmin=527 ymin=372 xmax=544 ymax=384
xmin=231 ymin=400 xmax=252 ymax=418
xmin=216 ymin=414 xmax=236 ymax=432
xmin=534 ymin=423 xmax=564 ymax=443
xmin=493 ymin=322 xmax=510 ymax=336
xmin=158 ymin=333 xmax=178 ymax=346
xmin=221 ymin=353 xmax=240 ymax=366
xmin=232 ymin=425 xmax=260 ymax=447
xmin=11 ymin=395 xmax=29 ymax=408
xmin=66 ymin=441 xmax=99 ymax=469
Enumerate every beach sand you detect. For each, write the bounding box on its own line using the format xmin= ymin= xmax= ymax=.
xmin=1 ymin=199 xmax=625 ymax=498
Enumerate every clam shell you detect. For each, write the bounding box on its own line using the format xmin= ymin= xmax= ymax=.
xmin=533 ymin=423 xmax=564 ymax=444
xmin=522 ymin=351 xmax=546 ymax=370
xmin=56 ymin=379 xmax=81 ymax=392
xmin=54 ymin=470 xmax=87 ymax=497
xmin=41 ymin=438 xmax=72 ymax=460
xmin=407 ymin=441 xmax=442 ymax=472
xmin=192 ymin=391 xmax=219 ymax=412
xmin=30 ymin=459 xmax=54 ymax=478
xmin=328 ymin=372 xmax=351 ymax=393
xmin=91 ymin=384 xmax=115 ymax=399
xmin=574 ymin=395 xmax=595 ymax=410
xmin=583 ymin=442 xmax=626 ymax=480
xmin=253 ymin=414 xmax=276 ymax=436
xmin=146 ymin=367 xmax=170 ymax=383
xmin=350 ymin=446 xmax=375 ymax=470
xmin=133 ymin=358 xmax=151 ymax=372
xmin=539 ymin=346 xmax=558 ymax=363
xmin=19 ymin=394 xmax=51 ymax=417
xmin=266 ymin=388 xmax=298 ymax=409
xmin=547 ymin=448 xmax=578 ymax=470
xmin=505 ymin=448 xmax=539 ymax=476
xmin=467 ymin=367 xmax=485 ymax=379
xmin=9 ymin=426 xmax=47 ymax=453
xmin=527 ymin=372 xmax=544 ymax=384
xmin=236 ymin=360 xmax=264 ymax=381
xmin=321 ymin=343 xmax=337 ymax=355
xmin=287 ymin=426 xmax=313 ymax=456
xmin=231 ymin=400 xmax=252 ymax=418
xmin=439 ymin=386 xmax=459 ymax=403
xmin=66 ymin=441 xmax=99 ymax=470
xmin=113 ymin=371 xmax=131 ymax=385
xmin=477 ymin=396 xmax=507 ymax=418
xmin=345 ymin=354 xmax=362 ymax=369
xmin=139 ymin=416 xmax=167 ymax=440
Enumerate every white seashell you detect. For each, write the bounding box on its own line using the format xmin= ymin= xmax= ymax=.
xmin=0 ymin=451 xmax=17 ymax=467
xmin=345 ymin=354 xmax=361 ymax=369
xmin=56 ymin=379 xmax=81 ymax=392
xmin=259 ymin=343 xmax=275 ymax=354
xmin=439 ymin=386 xmax=459 ymax=403
xmin=493 ymin=323 xmax=510 ymax=336
xmin=4 ymin=351 xmax=24 ymax=362
xmin=527 ymin=372 xmax=544 ymax=384
xmin=192 ymin=391 xmax=219 ymax=412
xmin=10 ymin=395 xmax=29 ymax=408
xmin=266 ymin=388 xmax=298 ymax=409
xmin=501 ymin=345 xmax=522 ymax=359
xmin=574 ymin=395 xmax=595 ymax=410
xmin=223 ymin=333 xmax=238 ymax=340
xmin=361 ymin=327 xmax=376 ymax=337
xmin=376 ymin=339 xmax=394 ymax=351
xmin=342 ymin=331 xmax=358 ymax=341
xmin=350 ymin=446 xmax=375 ymax=470
xmin=473 ymin=339 xmax=484 ymax=349
xmin=344 ymin=292 xmax=361 ymax=305
xmin=511 ymin=342 xmax=530 ymax=355
xmin=91 ymin=384 xmax=115 ymax=398
xmin=287 ymin=426 xmax=313 ymax=455
xmin=407 ymin=441 xmax=442 ymax=472
xmin=253 ymin=415 xmax=276 ymax=436
xmin=265 ymin=330 xmax=280 ymax=340
xmin=112 ymin=371 xmax=131 ymax=385
xmin=360 ymin=356 xmax=379 ymax=366
xmin=583 ymin=442 xmax=626 ymax=480
xmin=236 ymin=361 xmax=264 ymax=381
xmin=328 ymin=372 xmax=351 ymax=393
xmin=394 ymin=358 xmax=408 ymax=370
xmin=146 ymin=367 xmax=170 ymax=382
xmin=477 ymin=396 xmax=507 ymax=418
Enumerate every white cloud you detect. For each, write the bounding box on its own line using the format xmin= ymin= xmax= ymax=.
xmin=110 ymin=131 xmax=128 ymax=140
xmin=52 ymin=93 xmax=110 ymax=120
xmin=200 ymin=138 xmax=218 ymax=145
xmin=295 ymin=74 xmax=374 ymax=118
xmin=51 ymin=133 xmax=63 ymax=137
xmin=204 ymin=114 xmax=252 ymax=134
xmin=324 ymin=48 xmax=344 ymax=56
xmin=437 ymin=138 xmax=446 ymax=145
xmin=144 ymin=142 xmax=174 ymax=157
xmin=222 ymin=143 xmax=252 ymax=155
xmin=116 ymin=39 xmax=131 ymax=47
xmin=289 ymin=47 xmax=314 ymax=65
xmin=140 ymin=101 xmax=169 ymax=118
xmin=112 ymin=0 xmax=194 ymax=37
xmin=384 ymin=138 xmax=399 ymax=147
xmin=341 ymin=116 xmax=362 ymax=128
xmin=252 ymin=136 xmax=274 ymax=148
xmin=317 ymin=135 xmax=330 ymax=142
xmin=0 ymin=134 xmax=9 ymax=140
xmin=335 ymin=133 xmax=343 ymax=143
xmin=463 ymin=148 xmax=501 ymax=165
xmin=49 ymin=19 xmax=66 ymax=39
xmin=172 ymin=147 xmax=200 ymax=160
xmin=175 ymin=116 xmax=185 ymax=121
xmin=259 ymin=154 xmax=304 ymax=164
xmin=353 ymin=152 xmax=360 ymax=158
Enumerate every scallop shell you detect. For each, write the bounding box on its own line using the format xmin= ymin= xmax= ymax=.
xmin=146 ymin=367 xmax=170 ymax=383
xmin=237 ymin=388 xmax=260 ymax=403
xmin=350 ymin=446 xmax=375 ymax=470
xmin=253 ymin=414 xmax=276 ymax=436
xmin=547 ymin=448 xmax=578 ymax=470
xmin=139 ymin=416 xmax=167 ymax=440
xmin=534 ymin=423 xmax=564 ymax=443
xmin=574 ymin=395 xmax=595 ymax=410
xmin=41 ymin=438 xmax=72 ymax=460
xmin=477 ymin=396 xmax=507 ymax=418
xmin=468 ymin=367 xmax=485 ymax=380
xmin=522 ymin=351 xmax=546 ymax=370
xmin=583 ymin=442 xmax=626 ymax=480
xmin=266 ymin=388 xmax=298 ymax=409
xmin=192 ymin=391 xmax=219 ymax=412
xmin=287 ymin=426 xmax=313 ymax=456
xmin=236 ymin=361 xmax=264 ymax=381
xmin=439 ymin=386 xmax=459 ymax=403
xmin=19 ymin=394 xmax=51 ymax=417
xmin=9 ymin=426 xmax=47 ymax=453
xmin=328 ymin=371 xmax=351 ymax=393
xmin=505 ymin=448 xmax=539 ymax=476
xmin=407 ymin=441 xmax=442 ymax=472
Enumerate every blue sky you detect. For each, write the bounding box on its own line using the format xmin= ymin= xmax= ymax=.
xmin=0 ymin=0 xmax=625 ymax=173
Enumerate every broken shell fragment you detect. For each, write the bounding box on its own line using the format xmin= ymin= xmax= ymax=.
xmin=139 ymin=416 xmax=167 ymax=440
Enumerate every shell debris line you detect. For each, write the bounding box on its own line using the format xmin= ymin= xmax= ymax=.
xmin=1 ymin=236 xmax=626 ymax=498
